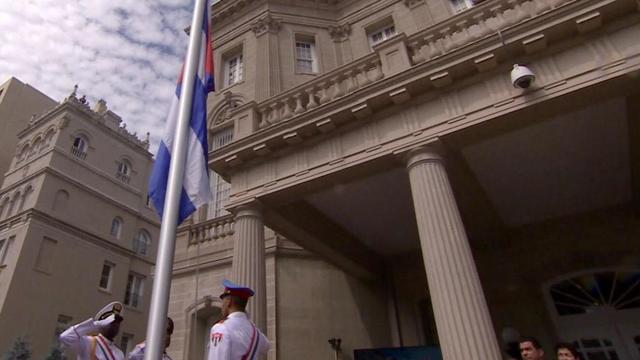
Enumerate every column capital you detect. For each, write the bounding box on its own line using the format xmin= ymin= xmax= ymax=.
xmin=251 ymin=13 xmax=281 ymax=37
xmin=233 ymin=202 xmax=263 ymax=219
xmin=328 ymin=23 xmax=351 ymax=42
xmin=405 ymin=145 xmax=445 ymax=170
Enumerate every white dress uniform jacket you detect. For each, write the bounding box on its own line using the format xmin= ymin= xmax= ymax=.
xmin=60 ymin=318 xmax=125 ymax=360
xmin=127 ymin=343 xmax=172 ymax=360
xmin=207 ymin=312 xmax=270 ymax=360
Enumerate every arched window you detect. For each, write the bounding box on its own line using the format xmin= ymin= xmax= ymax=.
xmin=6 ymin=192 xmax=21 ymax=217
xmin=31 ymin=137 xmax=43 ymax=156
xmin=52 ymin=190 xmax=70 ymax=211
xmin=117 ymin=159 xmax=132 ymax=183
xmin=0 ymin=197 xmax=9 ymax=219
xmin=71 ymin=136 xmax=88 ymax=159
xmin=16 ymin=144 xmax=30 ymax=163
xmin=133 ymin=230 xmax=151 ymax=256
xmin=44 ymin=128 xmax=55 ymax=146
xmin=110 ymin=217 xmax=123 ymax=239
xmin=18 ymin=185 xmax=33 ymax=212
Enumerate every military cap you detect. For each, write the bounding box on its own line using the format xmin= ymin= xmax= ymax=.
xmin=94 ymin=301 xmax=124 ymax=321
xmin=219 ymin=279 xmax=254 ymax=299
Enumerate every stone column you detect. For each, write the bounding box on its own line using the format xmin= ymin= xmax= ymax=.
xmin=406 ymin=146 xmax=501 ymax=360
xmin=231 ymin=203 xmax=267 ymax=332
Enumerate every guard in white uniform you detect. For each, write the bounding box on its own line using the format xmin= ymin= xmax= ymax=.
xmin=127 ymin=317 xmax=174 ymax=360
xmin=207 ymin=279 xmax=270 ymax=360
xmin=59 ymin=301 xmax=125 ymax=360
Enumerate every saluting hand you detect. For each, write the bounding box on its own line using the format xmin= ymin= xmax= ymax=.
xmin=95 ymin=314 xmax=116 ymax=329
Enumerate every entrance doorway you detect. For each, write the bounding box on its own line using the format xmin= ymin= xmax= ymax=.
xmin=186 ymin=303 xmax=221 ymax=360
xmin=545 ymin=270 xmax=640 ymax=360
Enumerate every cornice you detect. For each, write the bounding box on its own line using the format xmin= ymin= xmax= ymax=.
xmin=209 ymin=0 xmax=636 ymax=183
xmin=212 ymin=0 xmax=348 ymax=25
xmin=20 ymin=98 xmax=152 ymax=156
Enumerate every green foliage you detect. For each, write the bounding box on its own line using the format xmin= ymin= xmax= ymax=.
xmin=3 ymin=337 xmax=31 ymax=360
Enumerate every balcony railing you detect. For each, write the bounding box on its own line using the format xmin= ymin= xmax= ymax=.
xmin=70 ymin=147 xmax=87 ymax=160
xmin=406 ymin=0 xmax=572 ymax=64
xmin=256 ymin=53 xmax=384 ymax=129
xmin=188 ymin=214 xmax=234 ymax=245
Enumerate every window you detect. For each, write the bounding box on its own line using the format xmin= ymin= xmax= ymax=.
xmin=133 ymin=230 xmax=151 ymax=256
xmin=0 ymin=197 xmax=8 ymax=219
xmin=110 ymin=217 xmax=123 ymax=239
xmin=98 ymin=261 xmax=114 ymax=291
xmin=16 ymin=144 xmax=29 ymax=163
xmin=0 ymin=236 xmax=15 ymax=267
xmin=124 ymin=273 xmax=145 ymax=308
xmin=31 ymin=137 xmax=42 ymax=157
xmin=295 ymin=37 xmax=318 ymax=73
xmin=120 ymin=333 xmax=134 ymax=354
xmin=71 ymin=136 xmax=88 ymax=159
xmin=207 ymin=129 xmax=233 ymax=220
xmin=572 ymin=338 xmax=619 ymax=360
xmin=35 ymin=237 xmax=57 ymax=274
xmin=369 ymin=24 xmax=396 ymax=46
xmin=18 ymin=185 xmax=33 ymax=213
xmin=52 ymin=315 xmax=72 ymax=345
xmin=224 ymin=53 xmax=243 ymax=86
xmin=52 ymin=189 xmax=69 ymax=212
xmin=550 ymin=271 xmax=640 ymax=315
xmin=7 ymin=192 xmax=19 ymax=218
xmin=450 ymin=0 xmax=483 ymax=13
xmin=117 ymin=160 xmax=131 ymax=183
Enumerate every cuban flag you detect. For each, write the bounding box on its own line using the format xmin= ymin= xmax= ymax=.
xmin=148 ymin=1 xmax=214 ymax=224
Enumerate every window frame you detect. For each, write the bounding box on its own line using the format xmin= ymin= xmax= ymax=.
xmin=207 ymin=128 xmax=234 ymax=220
xmin=224 ymin=52 xmax=244 ymax=87
xmin=368 ymin=23 xmax=396 ymax=47
xmin=98 ymin=261 xmax=115 ymax=291
xmin=294 ymin=35 xmax=319 ymax=74
xmin=0 ymin=236 xmax=15 ymax=267
xmin=124 ymin=272 xmax=145 ymax=308
xmin=71 ymin=135 xmax=88 ymax=159
xmin=120 ymin=333 xmax=134 ymax=354
xmin=116 ymin=159 xmax=132 ymax=183
xmin=110 ymin=217 xmax=123 ymax=239
xmin=133 ymin=230 xmax=151 ymax=256
xmin=450 ymin=0 xmax=478 ymax=13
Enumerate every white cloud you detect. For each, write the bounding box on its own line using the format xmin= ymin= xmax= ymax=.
xmin=0 ymin=0 xmax=199 ymax=151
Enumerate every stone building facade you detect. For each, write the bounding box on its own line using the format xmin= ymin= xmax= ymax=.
xmin=169 ymin=0 xmax=640 ymax=359
xmin=0 ymin=85 xmax=160 ymax=358
xmin=0 ymin=78 xmax=58 ymax=185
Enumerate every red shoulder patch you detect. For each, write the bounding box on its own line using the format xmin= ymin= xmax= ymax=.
xmin=211 ymin=332 xmax=223 ymax=346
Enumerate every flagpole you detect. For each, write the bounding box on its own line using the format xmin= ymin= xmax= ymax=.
xmin=143 ymin=0 xmax=209 ymax=358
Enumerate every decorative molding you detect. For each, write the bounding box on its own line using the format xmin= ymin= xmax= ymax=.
xmin=251 ymin=13 xmax=281 ymax=37
xmin=327 ymin=23 xmax=351 ymax=42
xmin=210 ymin=91 xmax=245 ymax=127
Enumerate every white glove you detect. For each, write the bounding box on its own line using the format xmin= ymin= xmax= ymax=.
xmin=95 ymin=314 xmax=116 ymax=328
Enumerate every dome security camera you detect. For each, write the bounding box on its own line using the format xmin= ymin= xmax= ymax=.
xmin=510 ymin=64 xmax=535 ymax=89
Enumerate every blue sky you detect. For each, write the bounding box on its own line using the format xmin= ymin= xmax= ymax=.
xmin=0 ymin=0 xmax=200 ymax=150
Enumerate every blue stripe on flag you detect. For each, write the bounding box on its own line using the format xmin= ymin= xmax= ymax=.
xmin=148 ymin=142 xmax=197 ymax=223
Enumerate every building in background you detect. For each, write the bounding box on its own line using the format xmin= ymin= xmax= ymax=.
xmin=169 ymin=0 xmax=640 ymax=360
xmin=0 ymin=78 xmax=58 ymax=185
xmin=0 ymin=83 xmax=159 ymax=358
